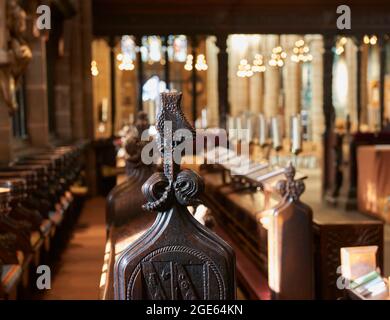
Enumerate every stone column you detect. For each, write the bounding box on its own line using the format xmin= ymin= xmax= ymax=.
xmin=249 ymin=35 xmax=263 ymax=115
xmin=379 ymin=35 xmax=386 ymax=130
xmin=345 ymin=38 xmax=358 ymax=131
xmin=0 ymin=0 xmax=6 ymax=64
xmin=190 ymin=36 xmax=198 ymax=122
xmin=284 ymin=35 xmax=301 ymax=137
xmin=228 ymin=34 xmax=249 ymax=117
xmin=25 ymin=35 xmax=50 ymax=146
xmin=109 ymin=37 xmax=117 ymax=137
xmin=135 ymin=36 xmax=144 ymax=112
xmin=310 ymin=35 xmax=325 ymax=144
xmin=264 ymin=35 xmax=280 ymax=118
xmin=360 ymin=43 xmax=369 ymax=128
xmin=0 ymin=0 xmax=12 ymax=164
xmin=216 ymin=34 xmax=228 ymax=128
xmin=206 ymin=36 xmax=219 ymax=127
xmin=69 ymin=0 xmax=86 ymax=140
xmin=54 ymin=21 xmax=72 ymax=140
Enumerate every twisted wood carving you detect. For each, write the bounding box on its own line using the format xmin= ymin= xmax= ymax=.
xmin=114 ymin=92 xmax=236 ymax=300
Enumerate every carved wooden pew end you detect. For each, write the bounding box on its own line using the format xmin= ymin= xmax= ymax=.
xmin=110 ymin=92 xmax=236 ymax=300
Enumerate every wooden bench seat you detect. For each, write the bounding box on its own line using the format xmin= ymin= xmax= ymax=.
xmin=201 ymin=170 xmax=384 ymax=300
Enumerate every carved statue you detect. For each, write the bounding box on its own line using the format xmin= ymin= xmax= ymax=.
xmin=0 ymin=0 xmax=32 ymax=114
xmin=114 ymin=92 xmax=236 ymax=300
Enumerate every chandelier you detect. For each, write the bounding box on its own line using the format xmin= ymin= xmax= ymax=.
xmin=268 ymin=46 xmax=287 ymax=67
xmin=251 ymin=54 xmax=266 ymax=73
xmin=364 ymin=35 xmax=377 ymax=45
xmin=184 ymin=54 xmax=194 ymax=71
xmin=195 ymin=54 xmax=208 ymax=71
xmin=291 ymin=40 xmax=313 ymax=63
xmin=237 ymin=59 xmax=253 ymax=78
xmin=335 ymin=37 xmax=347 ymax=55
xmin=117 ymin=53 xmax=135 ymax=71
xmin=184 ymin=54 xmax=208 ymax=71
xmin=91 ymin=60 xmax=99 ymax=77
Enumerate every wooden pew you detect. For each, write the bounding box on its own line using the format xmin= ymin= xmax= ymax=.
xmin=0 ymin=187 xmax=26 ymax=299
xmin=199 ymin=148 xmax=384 ymax=300
xmin=102 ymin=93 xmax=236 ymax=300
xmin=101 ymin=112 xmax=156 ymax=299
xmin=0 ymin=143 xmax=88 ymax=299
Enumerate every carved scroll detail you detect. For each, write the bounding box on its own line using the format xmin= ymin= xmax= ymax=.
xmin=142 ymin=92 xmax=202 ymax=212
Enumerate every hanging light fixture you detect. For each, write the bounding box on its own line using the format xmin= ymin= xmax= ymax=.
xmin=195 ymin=54 xmax=208 ymax=71
xmin=291 ymin=39 xmax=313 ymax=63
xmin=237 ymin=59 xmax=253 ymax=78
xmin=91 ymin=60 xmax=99 ymax=77
xmin=335 ymin=37 xmax=348 ymax=55
xmin=364 ymin=35 xmax=377 ymax=45
xmin=184 ymin=54 xmax=193 ymax=71
xmin=117 ymin=35 xmax=136 ymax=71
xmin=117 ymin=53 xmax=135 ymax=71
xmin=184 ymin=54 xmax=208 ymax=71
xmin=268 ymin=46 xmax=287 ymax=67
xmin=251 ymin=54 xmax=266 ymax=73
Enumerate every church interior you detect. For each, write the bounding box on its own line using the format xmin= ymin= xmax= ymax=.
xmin=0 ymin=0 xmax=390 ymax=301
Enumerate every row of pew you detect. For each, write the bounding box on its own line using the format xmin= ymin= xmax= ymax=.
xmin=0 ymin=141 xmax=89 ymax=300
xmin=197 ymin=146 xmax=384 ymax=300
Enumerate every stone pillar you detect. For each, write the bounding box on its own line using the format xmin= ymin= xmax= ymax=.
xmin=206 ymin=36 xmax=219 ymax=127
xmin=249 ymin=35 xmax=263 ymax=115
xmin=360 ymin=43 xmax=369 ymax=128
xmin=322 ymin=35 xmax=336 ymax=196
xmin=109 ymin=37 xmax=117 ymax=137
xmin=0 ymin=0 xmax=6 ymax=64
xmin=163 ymin=36 xmax=170 ymax=90
xmin=0 ymin=0 xmax=12 ymax=164
xmin=69 ymin=0 xmax=86 ymax=140
xmin=379 ymin=35 xmax=386 ymax=130
xmin=190 ymin=36 xmax=198 ymax=122
xmin=76 ymin=0 xmax=96 ymax=197
xmin=356 ymin=37 xmax=363 ymax=130
xmin=54 ymin=21 xmax=72 ymax=140
xmin=264 ymin=35 xmax=280 ymax=118
xmin=345 ymin=38 xmax=358 ymax=131
xmin=284 ymin=35 xmax=301 ymax=137
xmin=216 ymin=34 xmax=228 ymax=128
xmin=135 ymin=36 xmax=144 ymax=112
xmin=228 ymin=35 xmax=249 ymax=117
xmin=25 ymin=35 xmax=50 ymax=147
xmin=310 ymin=35 xmax=325 ymax=144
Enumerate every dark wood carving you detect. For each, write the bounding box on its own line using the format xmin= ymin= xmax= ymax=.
xmin=114 ymin=92 xmax=236 ymax=300
xmin=200 ymin=168 xmax=383 ymax=300
xmin=268 ymin=163 xmax=314 ymax=300
xmin=0 ymin=187 xmax=23 ymax=264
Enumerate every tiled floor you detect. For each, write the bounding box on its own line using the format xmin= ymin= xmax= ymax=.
xmin=41 ymin=197 xmax=106 ymax=300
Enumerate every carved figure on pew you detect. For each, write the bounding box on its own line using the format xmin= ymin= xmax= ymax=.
xmin=266 ymin=162 xmax=314 ymax=300
xmin=114 ymin=92 xmax=236 ymax=300
xmin=106 ymin=111 xmax=156 ymax=229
